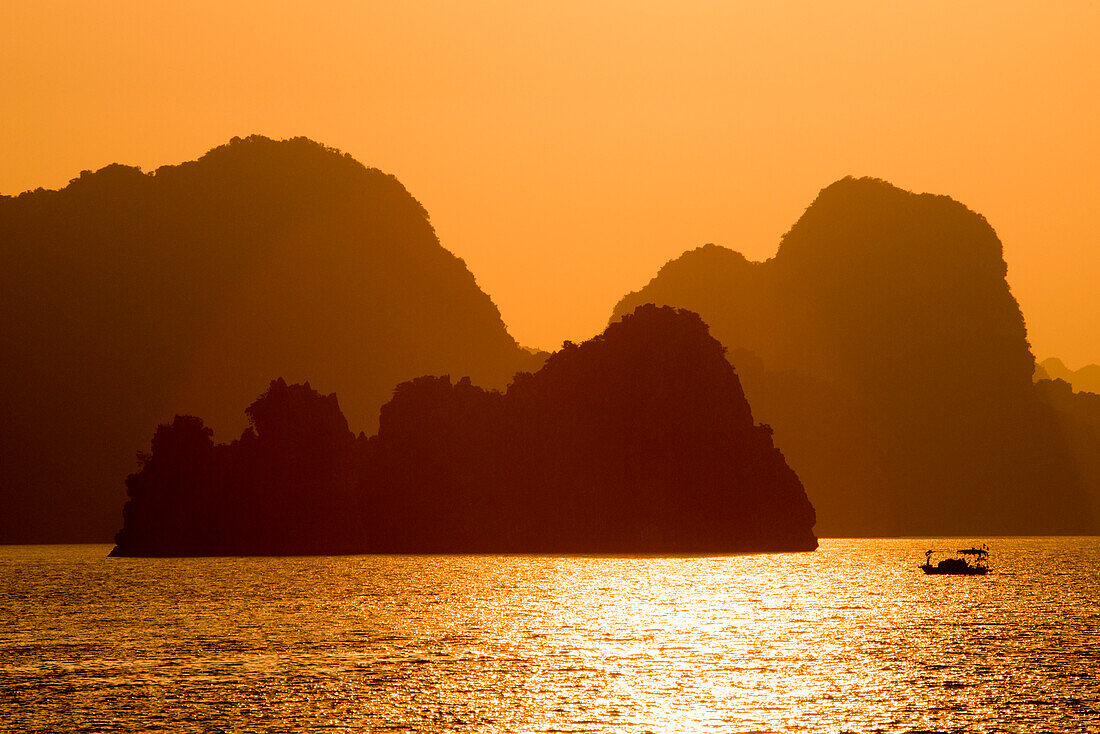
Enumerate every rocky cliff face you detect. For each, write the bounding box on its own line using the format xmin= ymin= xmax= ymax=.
xmin=1 ymin=136 xmax=535 ymax=542
xmin=614 ymin=177 xmax=1093 ymax=535
xmin=366 ymin=304 xmax=817 ymax=553
xmin=111 ymin=305 xmax=818 ymax=556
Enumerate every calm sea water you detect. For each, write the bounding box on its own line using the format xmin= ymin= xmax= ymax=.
xmin=2 ymin=539 xmax=1098 ymax=733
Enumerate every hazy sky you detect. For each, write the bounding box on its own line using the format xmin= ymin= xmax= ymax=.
xmin=4 ymin=1 xmax=1098 ymax=364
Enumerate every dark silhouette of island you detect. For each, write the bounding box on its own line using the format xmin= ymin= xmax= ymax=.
xmin=111 ymin=305 xmax=818 ymax=556
xmin=612 ymin=177 xmax=1096 ymax=536
xmin=1035 ymin=358 xmax=1100 ymax=395
xmin=0 ymin=136 xmax=540 ymax=543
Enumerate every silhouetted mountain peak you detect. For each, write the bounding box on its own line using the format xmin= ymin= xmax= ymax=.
xmin=611 ymin=177 xmax=1093 ymax=535
xmin=245 ymin=378 xmax=353 ymax=446
xmin=775 ymin=176 xmax=1004 ymax=277
xmin=515 ymin=303 xmax=758 ymax=431
xmin=551 ymin=302 xmax=725 ymax=368
xmin=71 ymin=163 xmax=148 ymax=188
xmin=1 ymin=135 xmax=537 ymax=543
xmin=1040 ymin=357 xmax=1072 ymax=381
xmin=652 ymin=243 xmax=754 ymax=280
xmin=171 ymin=135 xmax=430 ymax=221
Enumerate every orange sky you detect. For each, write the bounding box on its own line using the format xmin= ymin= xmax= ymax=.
xmin=3 ymin=1 xmax=1098 ymax=365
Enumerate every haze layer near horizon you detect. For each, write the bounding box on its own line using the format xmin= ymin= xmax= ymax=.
xmin=3 ymin=1 xmax=1098 ymax=364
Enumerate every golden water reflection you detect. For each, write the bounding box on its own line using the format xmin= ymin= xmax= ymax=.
xmin=2 ymin=538 xmax=1098 ymax=732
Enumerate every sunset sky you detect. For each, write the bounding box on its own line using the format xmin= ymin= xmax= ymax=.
xmin=4 ymin=1 xmax=1098 ymax=365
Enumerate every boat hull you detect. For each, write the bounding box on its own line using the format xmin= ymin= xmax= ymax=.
xmin=920 ymin=564 xmax=989 ymax=575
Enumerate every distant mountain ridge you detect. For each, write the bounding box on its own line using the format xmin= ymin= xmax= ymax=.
xmin=613 ymin=176 xmax=1094 ymax=536
xmin=1035 ymin=358 xmax=1100 ymax=395
xmin=0 ymin=135 xmax=538 ymax=543
xmin=111 ymin=305 xmax=818 ymax=556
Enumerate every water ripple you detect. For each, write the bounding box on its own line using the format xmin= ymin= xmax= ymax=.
xmin=1 ymin=539 xmax=1098 ymax=732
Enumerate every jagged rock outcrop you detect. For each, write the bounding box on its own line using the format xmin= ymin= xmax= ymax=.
xmin=1 ymin=136 xmax=537 ymax=543
xmin=111 ymin=379 xmax=365 ymax=556
xmin=111 ymin=306 xmax=818 ymax=556
xmin=613 ymin=177 xmax=1094 ymax=536
xmin=364 ymin=304 xmax=817 ymax=552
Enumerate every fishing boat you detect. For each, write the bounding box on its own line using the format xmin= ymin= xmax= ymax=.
xmin=920 ymin=544 xmax=990 ymax=575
